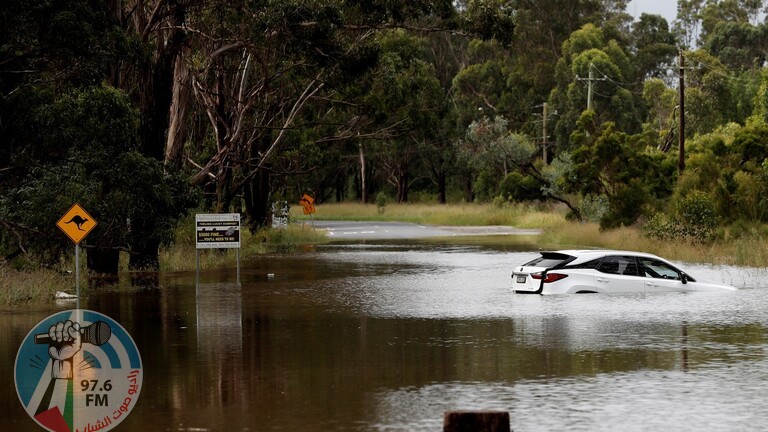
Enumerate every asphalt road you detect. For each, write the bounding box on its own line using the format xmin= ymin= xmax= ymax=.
xmin=309 ymin=220 xmax=541 ymax=240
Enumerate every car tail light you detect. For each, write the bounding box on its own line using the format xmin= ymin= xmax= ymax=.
xmin=531 ymin=272 xmax=568 ymax=283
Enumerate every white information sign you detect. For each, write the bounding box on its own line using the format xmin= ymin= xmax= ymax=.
xmin=196 ymin=213 xmax=241 ymax=249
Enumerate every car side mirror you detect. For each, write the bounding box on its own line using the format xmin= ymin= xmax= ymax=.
xmin=681 ymin=273 xmax=688 ymax=284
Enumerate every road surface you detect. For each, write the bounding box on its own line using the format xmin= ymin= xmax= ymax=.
xmin=309 ymin=220 xmax=541 ymax=240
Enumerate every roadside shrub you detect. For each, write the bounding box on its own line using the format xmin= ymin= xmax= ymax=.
xmin=580 ymin=194 xmax=609 ymax=223
xmin=732 ymin=170 xmax=767 ymax=221
xmin=713 ymin=172 xmax=737 ymax=222
xmin=474 ymin=170 xmax=500 ymax=202
xmin=643 ymin=212 xmax=676 ymax=240
xmin=674 ymin=151 xmax=721 ymax=197
xmin=499 ymin=172 xmax=542 ymax=202
xmin=675 ymin=191 xmax=719 ymax=240
xmin=644 ymin=191 xmax=719 ymax=243
xmin=733 ymin=122 xmax=768 ymax=164
xmin=727 ymin=219 xmax=759 ymax=240
xmin=600 ymin=182 xmax=648 ymax=229
xmin=375 ymin=192 xmax=389 ymax=215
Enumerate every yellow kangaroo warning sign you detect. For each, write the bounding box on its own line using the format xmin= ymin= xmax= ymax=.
xmin=57 ymin=203 xmax=97 ymax=244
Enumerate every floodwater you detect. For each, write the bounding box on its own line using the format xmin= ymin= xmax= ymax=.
xmin=3 ymin=241 xmax=768 ymax=431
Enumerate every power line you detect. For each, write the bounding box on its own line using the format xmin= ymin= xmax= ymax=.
xmin=575 ymin=63 xmax=608 ymax=110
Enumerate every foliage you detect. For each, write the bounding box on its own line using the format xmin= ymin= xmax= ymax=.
xmin=365 ymin=31 xmax=448 ymax=203
xmin=632 ymin=13 xmax=678 ymax=79
xmin=732 ymin=121 xmax=768 ymax=164
xmin=499 ymin=172 xmax=543 ymax=202
xmin=580 ymin=194 xmax=610 ymax=223
xmin=0 ymin=264 xmax=74 ymax=305
xmin=644 ymin=191 xmax=719 ymax=243
xmin=376 ymin=192 xmax=390 ymax=215
xmin=551 ymin=23 xmax=643 ymax=152
xmin=8 ymin=0 xmax=768 ymax=276
xmin=568 ymin=119 xmax=677 ymax=227
xmin=0 ymin=85 xmax=197 ymax=268
xmin=0 ymin=0 xmax=122 ymax=94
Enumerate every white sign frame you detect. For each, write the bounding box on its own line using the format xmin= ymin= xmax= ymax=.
xmin=195 ymin=213 xmax=241 ymax=286
xmin=195 ymin=213 xmax=241 ymax=249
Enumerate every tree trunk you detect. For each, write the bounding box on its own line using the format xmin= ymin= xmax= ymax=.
xmin=165 ymin=54 xmax=190 ymax=169
xmin=437 ymin=170 xmax=447 ymax=204
xmin=359 ymin=143 xmax=367 ymax=204
xmin=335 ymin=172 xmax=345 ymax=202
xmin=397 ymin=170 xmax=408 ymax=203
xmin=244 ymin=169 xmax=272 ymax=231
xmin=127 ymin=2 xmax=187 ymax=269
xmin=463 ymin=176 xmax=474 ymax=202
xmin=138 ymin=19 xmax=185 ymax=161
xmin=215 ymin=153 xmax=235 ymax=212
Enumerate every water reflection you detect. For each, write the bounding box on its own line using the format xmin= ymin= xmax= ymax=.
xmin=2 ymin=244 xmax=768 ymax=431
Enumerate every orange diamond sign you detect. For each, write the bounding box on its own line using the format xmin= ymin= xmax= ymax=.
xmin=299 ymin=194 xmax=316 ymax=215
xmin=56 ymin=203 xmax=97 ymax=245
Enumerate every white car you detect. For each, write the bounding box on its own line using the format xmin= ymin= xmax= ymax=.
xmin=512 ymin=250 xmax=737 ymax=295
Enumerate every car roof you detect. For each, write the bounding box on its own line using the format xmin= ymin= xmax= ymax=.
xmin=543 ymin=249 xmax=662 ymax=261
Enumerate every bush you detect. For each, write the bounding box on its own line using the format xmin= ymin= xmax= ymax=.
xmin=375 ymin=192 xmax=389 ymax=215
xmin=499 ymin=172 xmax=542 ymax=202
xmin=580 ymin=194 xmax=609 ymax=223
xmin=675 ymin=191 xmax=719 ymax=240
xmin=492 ymin=195 xmax=507 ymax=208
xmin=732 ymin=170 xmax=766 ymax=221
xmin=644 ymin=191 xmax=719 ymax=243
xmin=600 ymin=182 xmax=648 ymax=229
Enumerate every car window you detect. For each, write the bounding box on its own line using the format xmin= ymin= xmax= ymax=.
xmin=567 ymin=258 xmax=601 ymax=270
xmin=638 ymin=258 xmax=680 ymax=280
xmin=597 ymin=256 xmax=640 ymax=276
xmin=523 ymin=253 xmax=574 ymax=268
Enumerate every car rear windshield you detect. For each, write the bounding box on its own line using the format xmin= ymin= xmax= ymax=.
xmin=523 ymin=252 xmax=574 ymax=268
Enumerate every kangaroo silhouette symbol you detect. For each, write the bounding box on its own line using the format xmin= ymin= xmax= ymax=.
xmin=65 ymin=215 xmax=89 ymax=231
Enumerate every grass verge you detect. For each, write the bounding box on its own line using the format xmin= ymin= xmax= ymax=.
xmin=296 ymin=202 xmax=768 ymax=267
xmin=0 ymin=265 xmax=76 ymax=305
xmin=293 ymin=202 xmax=564 ymax=229
xmin=159 ymin=218 xmax=327 ymax=272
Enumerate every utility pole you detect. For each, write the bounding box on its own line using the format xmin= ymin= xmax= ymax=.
xmin=542 ymin=102 xmax=548 ymax=164
xmin=575 ymin=63 xmax=607 ymax=111
xmin=587 ymin=65 xmax=594 ymax=111
xmin=678 ymin=51 xmax=686 ymax=172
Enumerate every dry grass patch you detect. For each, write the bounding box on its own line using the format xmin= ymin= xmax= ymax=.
xmin=294 ymin=202 xmax=565 ymax=227
xmin=0 ymin=265 xmax=74 ymax=304
xmin=160 ymin=223 xmax=328 ymax=271
xmin=540 ymin=221 xmax=765 ymax=266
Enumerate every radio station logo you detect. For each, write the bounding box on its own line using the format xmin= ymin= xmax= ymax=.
xmin=15 ymin=310 xmax=142 ymax=432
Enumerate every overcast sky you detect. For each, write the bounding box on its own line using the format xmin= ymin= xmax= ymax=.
xmin=626 ymin=0 xmax=678 ymax=23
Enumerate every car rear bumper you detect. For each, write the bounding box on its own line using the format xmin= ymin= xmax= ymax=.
xmin=511 ymin=273 xmax=541 ymax=294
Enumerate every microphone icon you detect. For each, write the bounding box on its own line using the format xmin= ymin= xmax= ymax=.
xmin=34 ymin=320 xmax=112 ymax=346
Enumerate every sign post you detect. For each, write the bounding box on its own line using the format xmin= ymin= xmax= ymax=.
xmin=299 ymin=194 xmax=316 ymax=225
xmin=56 ymin=203 xmax=97 ymax=307
xmin=195 ymin=213 xmax=241 ymax=285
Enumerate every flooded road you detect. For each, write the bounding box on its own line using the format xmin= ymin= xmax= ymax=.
xmin=3 ymin=242 xmax=768 ymax=431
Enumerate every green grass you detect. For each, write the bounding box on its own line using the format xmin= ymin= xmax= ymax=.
xmin=293 ymin=202 xmax=564 ymax=228
xmin=159 ymin=219 xmax=328 ymax=272
xmin=298 ymin=202 xmax=768 ymax=267
xmin=0 ymin=265 xmax=76 ymax=305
